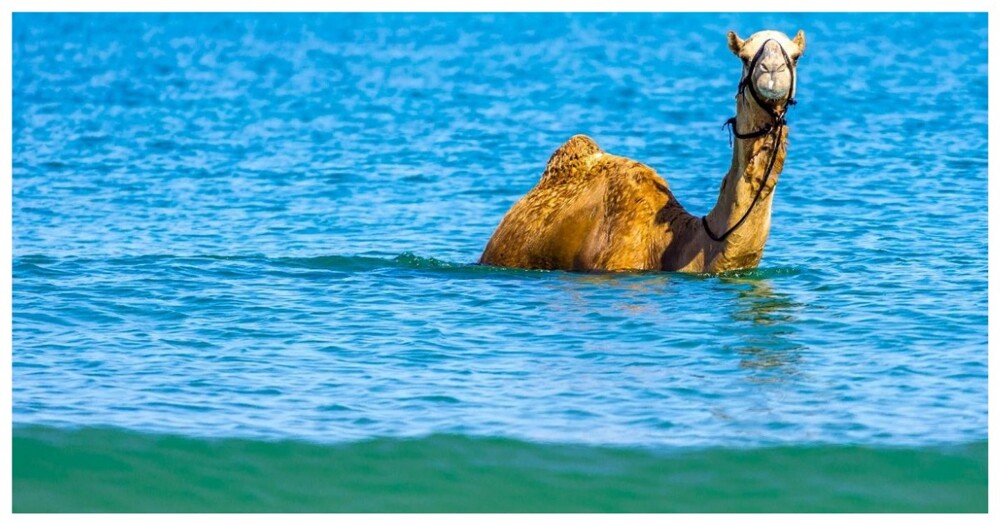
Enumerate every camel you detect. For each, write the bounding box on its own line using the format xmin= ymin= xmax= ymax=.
xmin=479 ymin=29 xmax=806 ymax=273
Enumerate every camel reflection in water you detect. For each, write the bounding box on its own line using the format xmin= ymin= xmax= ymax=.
xmin=540 ymin=270 xmax=804 ymax=385
xmin=720 ymin=274 xmax=804 ymax=383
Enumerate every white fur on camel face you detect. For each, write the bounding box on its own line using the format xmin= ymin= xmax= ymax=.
xmin=728 ymin=29 xmax=807 ymax=103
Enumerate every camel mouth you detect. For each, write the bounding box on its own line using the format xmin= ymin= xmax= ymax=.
xmin=749 ymin=55 xmax=793 ymax=103
xmin=755 ymin=84 xmax=790 ymax=102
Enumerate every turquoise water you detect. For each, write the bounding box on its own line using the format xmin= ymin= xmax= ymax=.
xmin=13 ymin=426 xmax=987 ymax=512
xmin=13 ymin=13 xmax=987 ymax=512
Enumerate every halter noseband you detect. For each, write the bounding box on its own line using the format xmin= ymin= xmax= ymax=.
xmin=702 ymin=38 xmax=796 ymax=243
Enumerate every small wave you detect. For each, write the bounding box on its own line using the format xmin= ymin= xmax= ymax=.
xmin=15 ymin=253 xmax=809 ymax=282
xmin=274 ymin=251 xmax=469 ymax=271
xmin=391 ymin=251 xmax=463 ymax=269
xmin=271 ymin=254 xmax=401 ymax=272
xmin=14 ymin=252 xmax=551 ymax=280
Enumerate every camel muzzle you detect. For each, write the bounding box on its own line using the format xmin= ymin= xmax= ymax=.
xmin=738 ymin=38 xmax=796 ymax=114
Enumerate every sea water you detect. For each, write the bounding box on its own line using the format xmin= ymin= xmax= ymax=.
xmin=12 ymin=12 xmax=987 ymax=511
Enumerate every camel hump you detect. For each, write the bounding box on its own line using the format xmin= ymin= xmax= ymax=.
xmin=552 ymin=134 xmax=602 ymax=159
xmin=539 ymin=134 xmax=604 ymax=185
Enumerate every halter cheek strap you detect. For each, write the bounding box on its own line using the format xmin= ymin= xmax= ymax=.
xmin=703 ymin=39 xmax=796 ymax=243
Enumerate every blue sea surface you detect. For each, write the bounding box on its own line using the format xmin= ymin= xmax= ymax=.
xmin=12 ymin=13 xmax=988 ymax=512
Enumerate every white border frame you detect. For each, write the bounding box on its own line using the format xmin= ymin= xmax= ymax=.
xmin=2 ymin=2 xmax=994 ymax=523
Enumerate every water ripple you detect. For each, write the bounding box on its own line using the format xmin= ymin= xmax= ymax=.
xmin=12 ymin=13 xmax=986 ymax=449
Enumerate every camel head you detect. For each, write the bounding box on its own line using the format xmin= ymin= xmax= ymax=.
xmin=727 ymin=29 xmax=806 ymax=106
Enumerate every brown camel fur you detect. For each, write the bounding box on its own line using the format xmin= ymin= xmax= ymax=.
xmin=479 ymin=29 xmax=806 ymax=273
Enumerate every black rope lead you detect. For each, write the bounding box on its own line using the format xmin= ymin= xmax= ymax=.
xmin=723 ymin=116 xmax=774 ymax=147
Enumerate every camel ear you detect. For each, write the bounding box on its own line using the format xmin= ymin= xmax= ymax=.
xmin=792 ymin=29 xmax=806 ymax=56
xmin=727 ymin=31 xmax=744 ymax=55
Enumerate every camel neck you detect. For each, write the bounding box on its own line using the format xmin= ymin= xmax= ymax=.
xmin=703 ymin=99 xmax=788 ymax=264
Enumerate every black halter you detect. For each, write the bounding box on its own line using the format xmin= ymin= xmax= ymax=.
xmin=702 ymin=39 xmax=796 ymax=243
